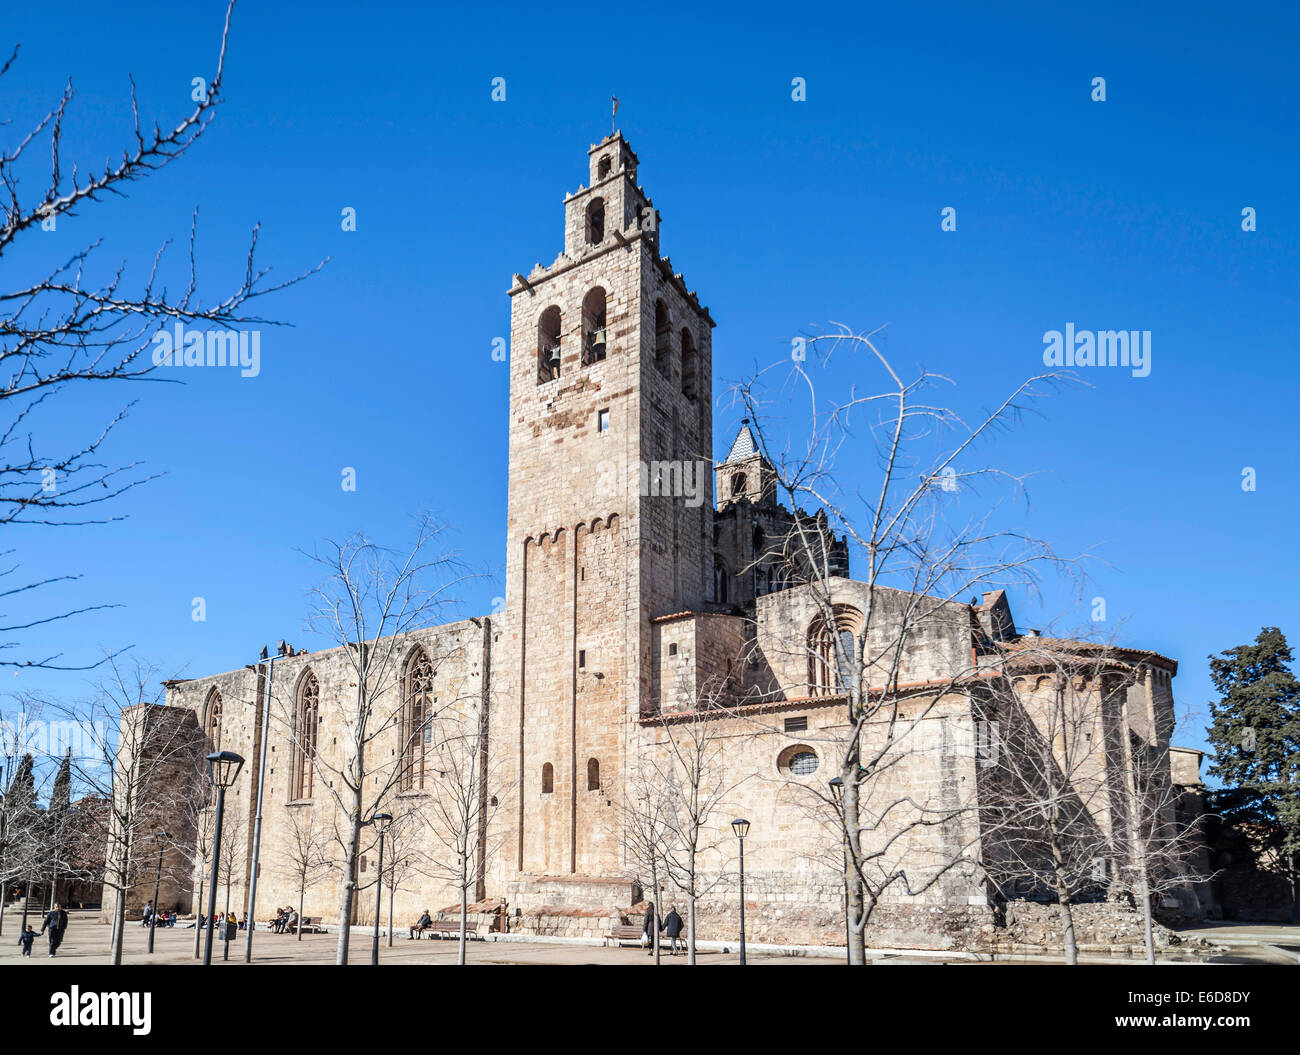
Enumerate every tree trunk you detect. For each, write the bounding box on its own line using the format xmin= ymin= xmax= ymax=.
xmin=458 ymin=861 xmax=469 ymax=967
xmin=387 ymin=875 xmax=394 ymax=947
xmin=1140 ymin=886 xmax=1155 ymax=965
xmin=111 ymin=871 xmax=128 ymax=966
xmin=688 ymin=893 xmax=697 ymax=966
xmin=193 ymin=876 xmax=204 ymax=959
xmin=843 ymin=756 xmax=867 ymax=965
xmin=1057 ymin=898 xmax=1078 ymax=965
xmin=651 ymin=863 xmax=661 ymax=965
xmin=335 ymin=791 xmax=363 ymax=965
xmin=298 ymin=880 xmax=306 ymax=942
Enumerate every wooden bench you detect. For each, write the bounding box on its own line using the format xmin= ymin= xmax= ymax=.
xmin=607 ymin=924 xmax=646 ymax=947
xmin=606 ymin=924 xmax=688 ymax=948
xmin=292 ymin=917 xmax=324 ymax=934
xmin=420 ymin=919 xmax=479 ymax=940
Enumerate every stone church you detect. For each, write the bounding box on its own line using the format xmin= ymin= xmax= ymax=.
xmin=146 ymin=133 xmax=1210 ymax=950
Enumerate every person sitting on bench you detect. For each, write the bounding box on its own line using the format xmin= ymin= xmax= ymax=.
xmin=409 ymin=910 xmax=432 ymax=939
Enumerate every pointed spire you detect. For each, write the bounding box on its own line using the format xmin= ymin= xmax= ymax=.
xmin=724 ymin=419 xmax=757 ymax=463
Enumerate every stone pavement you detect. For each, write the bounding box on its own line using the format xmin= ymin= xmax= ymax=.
xmin=1176 ymin=921 xmax=1300 ymax=965
xmin=0 ymin=911 xmax=834 ymax=966
xmin=3 ymin=912 xmax=1293 ymax=966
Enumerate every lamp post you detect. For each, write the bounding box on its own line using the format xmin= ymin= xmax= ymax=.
xmin=731 ymin=817 xmax=750 ymax=966
xmin=203 ymin=751 xmax=244 ymax=966
xmin=829 ymin=777 xmax=851 ymax=964
xmin=244 ymin=640 xmax=291 ymax=963
xmin=368 ymin=813 xmax=392 ymax=966
xmin=147 ymin=829 xmax=170 ymax=954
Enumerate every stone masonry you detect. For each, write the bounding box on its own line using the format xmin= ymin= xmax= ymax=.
xmin=129 ymin=133 xmax=1210 ymax=951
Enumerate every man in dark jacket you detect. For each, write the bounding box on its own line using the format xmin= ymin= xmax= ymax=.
xmin=41 ymin=903 xmax=68 ymax=957
xmin=662 ymin=905 xmax=685 ymax=955
xmin=642 ymin=901 xmax=657 ymax=957
xmin=409 ymin=910 xmax=432 ymax=939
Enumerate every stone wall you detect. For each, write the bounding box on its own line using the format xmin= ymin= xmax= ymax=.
xmin=159 ymin=620 xmax=491 ymax=926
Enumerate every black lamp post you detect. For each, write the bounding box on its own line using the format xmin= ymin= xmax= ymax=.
xmin=731 ymin=817 xmax=750 ymax=965
xmin=244 ymin=640 xmax=291 ymax=963
xmin=147 ymin=829 xmax=170 ymax=954
xmin=203 ymin=751 xmax=244 ymax=966
xmin=829 ymin=777 xmax=851 ymax=964
xmin=368 ymin=813 xmax=392 ymax=966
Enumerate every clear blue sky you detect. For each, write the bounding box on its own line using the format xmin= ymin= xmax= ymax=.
xmin=5 ymin=1 xmax=1298 ymax=769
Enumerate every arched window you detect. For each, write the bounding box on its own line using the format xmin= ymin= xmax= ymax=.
xmin=587 ymin=758 xmax=600 ymax=791
xmin=585 ymin=198 xmax=605 ymax=245
xmin=582 ymin=287 xmax=607 ymax=365
xmin=541 ymin=762 xmax=555 ymax=795
xmin=293 ymin=671 xmax=320 ymax=800
xmin=808 ymin=606 xmax=864 ymax=696
xmin=713 ymin=556 xmax=729 ymax=604
xmin=402 ymin=647 xmax=434 ymax=791
xmin=731 ymin=472 xmax=747 ymax=499
xmin=680 ymin=328 xmax=697 ymax=400
xmin=597 ymin=155 xmax=612 ymax=179
xmin=204 ymin=689 xmax=223 ymax=752
xmin=538 ymin=305 xmax=562 ymax=383
xmin=654 ymin=300 xmax=672 ymax=375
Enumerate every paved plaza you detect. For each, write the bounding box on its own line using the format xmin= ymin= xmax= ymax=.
xmin=0 ymin=910 xmax=835 ymax=966
xmin=2 ymin=911 xmax=1295 ymax=966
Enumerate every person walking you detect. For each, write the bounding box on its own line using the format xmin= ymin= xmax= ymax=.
xmin=642 ymin=900 xmax=657 ymax=958
xmin=18 ymin=925 xmax=37 ymax=956
xmin=140 ymin=900 xmax=154 ymax=928
xmin=662 ymin=905 xmax=684 ymax=956
xmin=41 ymin=903 xmax=68 ymax=957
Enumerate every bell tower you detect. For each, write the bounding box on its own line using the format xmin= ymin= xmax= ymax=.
xmin=495 ymin=132 xmax=715 ymax=891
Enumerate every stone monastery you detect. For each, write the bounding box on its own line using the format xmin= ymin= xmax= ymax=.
xmin=142 ymin=133 xmax=1211 ymax=950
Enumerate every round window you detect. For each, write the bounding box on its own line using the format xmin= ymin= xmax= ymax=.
xmin=778 ymin=744 xmax=820 ymax=778
xmin=789 ymin=751 xmax=819 ymax=776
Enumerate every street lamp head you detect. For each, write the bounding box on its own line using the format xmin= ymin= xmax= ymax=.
xmin=206 ymin=750 xmax=245 ymax=789
xmin=370 ymin=812 xmax=393 ymax=834
xmin=259 ymin=645 xmax=269 ymax=662
xmin=829 ymin=776 xmax=843 ymax=803
xmin=277 ymin=640 xmax=290 ymax=657
xmin=731 ymin=817 xmax=750 ymax=840
xmin=155 ymin=829 xmax=170 ymax=842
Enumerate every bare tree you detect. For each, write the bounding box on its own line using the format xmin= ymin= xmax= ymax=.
xmin=1115 ymin=709 xmax=1216 ymax=963
xmin=56 ymin=655 xmax=205 ymax=964
xmin=0 ymin=702 xmax=46 ymax=934
xmin=0 ymin=0 xmax=320 ymax=671
xmin=216 ymin=806 xmax=246 ymax=947
xmin=287 ymin=515 xmax=472 ymax=965
xmin=976 ymin=638 xmax=1127 ymax=964
xmin=621 ymin=759 xmax=674 ymax=964
xmin=731 ymin=324 xmax=1082 ymax=964
xmin=279 ymin=806 xmax=332 ymax=942
xmin=649 ymin=678 xmax=747 ymax=964
xmin=379 ymin=811 xmax=422 ymax=947
xmin=407 ymin=701 xmax=505 ymax=965
xmin=176 ymin=763 xmax=216 ymax=958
